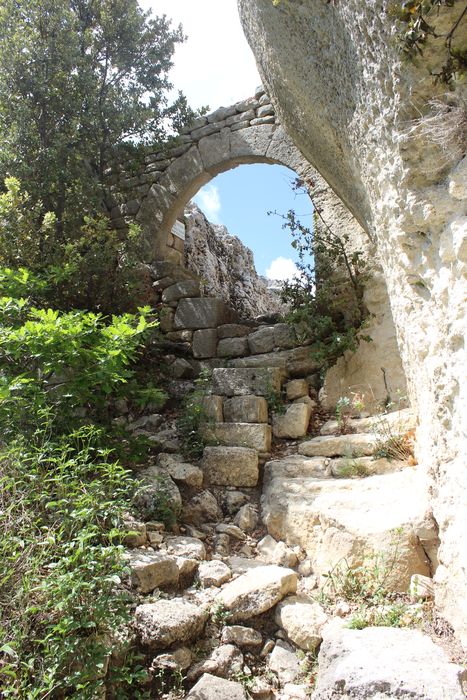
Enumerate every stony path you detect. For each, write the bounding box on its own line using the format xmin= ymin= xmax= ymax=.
xmin=119 ymin=359 xmax=466 ymax=699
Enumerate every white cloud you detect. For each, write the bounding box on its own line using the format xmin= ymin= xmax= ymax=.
xmin=194 ymin=184 xmax=222 ymax=223
xmin=265 ymin=257 xmax=300 ymax=282
xmin=140 ymin=0 xmax=260 ymax=110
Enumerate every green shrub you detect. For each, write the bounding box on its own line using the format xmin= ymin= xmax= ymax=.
xmin=0 ymin=429 xmax=146 ymax=698
xmin=0 ymin=268 xmax=162 ymax=696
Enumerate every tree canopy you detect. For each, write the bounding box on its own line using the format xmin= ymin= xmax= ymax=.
xmin=0 ymin=0 xmax=193 ymax=239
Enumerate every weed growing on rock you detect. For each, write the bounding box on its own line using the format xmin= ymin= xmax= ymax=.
xmin=335 ymin=393 xmax=365 ymax=434
xmin=389 ymin=0 xmax=467 ymax=85
xmin=177 ymin=369 xmax=213 ymax=460
xmin=210 ymin=602 xmax=232 ymax=626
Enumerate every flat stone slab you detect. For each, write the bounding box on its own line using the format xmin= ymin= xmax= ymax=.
xmin=216 ymin=564 xmax=297 ymax=621
xmin=212 ymin=367 xmax=282 ymax=396
xmin=205 ymin=422 xmax=272 ymax=452
xmin=298 ymin=433 xmax=378 ymax=457
xmin=217 ymin=336 xmax=249 ymax=358
xmin=135 ymin=598 xmax=208 ymax=649
xmin=174 ymin=297 xmax=226 ymax=330
xmin=320 ymin=408 xmax=416 ymax=436
xmin=313 ymin=625 xmax=467 ymax=699
xmin=202 ymin=445 xmax=259 ymax=487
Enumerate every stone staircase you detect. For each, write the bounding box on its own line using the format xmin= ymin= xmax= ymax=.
xmin=110 ymin=263 xmax=465 ymax=698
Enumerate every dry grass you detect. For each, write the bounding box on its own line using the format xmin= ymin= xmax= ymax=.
xmin=408 ymin=96 xmax=467 ymax=167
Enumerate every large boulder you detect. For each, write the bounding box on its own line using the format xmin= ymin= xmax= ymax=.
xmin=238 ymin=0 xmax=467 ymax=643
xmin=313 ymin=624 xmax=467 ymax=699
xmin=262 ymin=462 xmax=431 ymax=591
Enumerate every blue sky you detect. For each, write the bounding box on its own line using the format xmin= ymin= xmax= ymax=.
xmin=141 ymin=0 xmax=311 ymax=280
xmin=194 ymin=165 xmax=312 ymax=280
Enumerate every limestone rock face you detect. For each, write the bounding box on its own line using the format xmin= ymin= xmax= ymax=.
xmin=184 ymin=203 xmax=283 ymax=320
xmin=238 ymin=0 xmax=467 ymax=643
xmin=313 ymin=625 xmax=467 ymax=699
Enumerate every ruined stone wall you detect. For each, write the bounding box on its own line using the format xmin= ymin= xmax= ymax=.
xmin=184 ymin=203 xmax=284 ymax=320
xmin=239 ymin=0 xmax=467 ymax=644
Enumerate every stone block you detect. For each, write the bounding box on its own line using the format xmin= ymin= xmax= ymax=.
xmin=216 ymin=565 xmax=297 ymax=621
xmin=135 ymin=599 xmax=208 ymax=650
xmin=248 ymin=326 xmax=276 ymax=354
xmin=202 ymin=446 xmax=259 ymax=487
xmin=207 ymin=105 xmax=237 ymax=123
xmin=193 ymin=328 xmax=218 ymax=358
xmin=198 ymin=130 xmax=231 ymax=170
xmin=174 ymin=298 xmax=226 ymax=330
xmin=125 ymin=551 xmax=179 ymax=593
xmin=200 ymin=395 xmax=224 ymax=422
xmin=162 ymin=279 xmax=200 ymax=303
xmin=205 ymin=423 xmax=272 ymax=452
xmin=257 ymin=104 xmax=274 ymax=117
xmin=224 ymin=395 xmax=268 ymax=423
xmin=273 ymin=403 xmax=312 ymax=439
xmin=217 ymin=336 xmax=249 ymax=358
xmin=274 ymin=323 xmax=297 ymax=349
xmin=187 ymin=674 xmax=248 ymax=700
xmin=298 ymin=433 xmax=378 ymax=458
xmin=285 ymin=378 xmax=309 ymax=400
xmin=212 ymin=367 xmax=282 ymax=397
xmin=275 ymin=596 xmax=328 ymax=651
xmin=217 ymin=323 xmax=251 ymax=339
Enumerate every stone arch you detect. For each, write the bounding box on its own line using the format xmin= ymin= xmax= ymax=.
xmin=111 ymin=89 xmax=320 ymax=264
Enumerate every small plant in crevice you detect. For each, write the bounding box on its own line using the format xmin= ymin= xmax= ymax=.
xmin=388 ymin=0 xmax=467 ymax=85
xmin=296 ymin=649 xmax=320 ymax=691
xmin=347 ymin=601 xmax=413 ymax=630
xmin=269 ymin=177 xmax=370 ymax=371
xmin=265 ymin=383 xmax=287 ymax=416
xmin=371 ymin=402 xmax=416 ymax=463
xmin=333 ymin=457 xmax=369 ymax=479
xmin=335 ymin=393 xmax=365 ymax=434
xmin=319 ymin=529 xmax=404 ymax=606
xmin=177 ymin=368 xmax=214 ymax=460
xmin=210 ymin=601 xmax=232 ymax=626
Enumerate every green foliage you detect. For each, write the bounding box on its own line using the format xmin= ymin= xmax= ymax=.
xmin=0 ymin=428 xmax=147 ymax=698
xmin=335 ymin=393 xmax=365 ymax=434
xmin=0 ymin=178 xmax=154 ymax=312
xmin=270 ymin=178 xmax=369 ymax=370
xmin=177 ymin=369 xmax=214 ymax=460
xmin=210 ymin=602 xmax=232 ymax=626
xmin=333 ymin=458 xmax=369 ymax=479
xmin=265 ymin=383 xmax=287 ymax=415
xmin=0 ymin=268 xmax=163 ymax=696
xmin=347 ymin=602 xmax=412 ymax=630
xmin=0 ymin=289 xmax=157 ymax=439
xmin=389 ymin=0 xmax=466 ymax=85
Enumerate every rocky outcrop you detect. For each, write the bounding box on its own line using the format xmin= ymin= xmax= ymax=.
xmin=239 ymin=0 xmax=467 ymax=645
xmin=184 ymin=203 xmax=283 ymax=319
